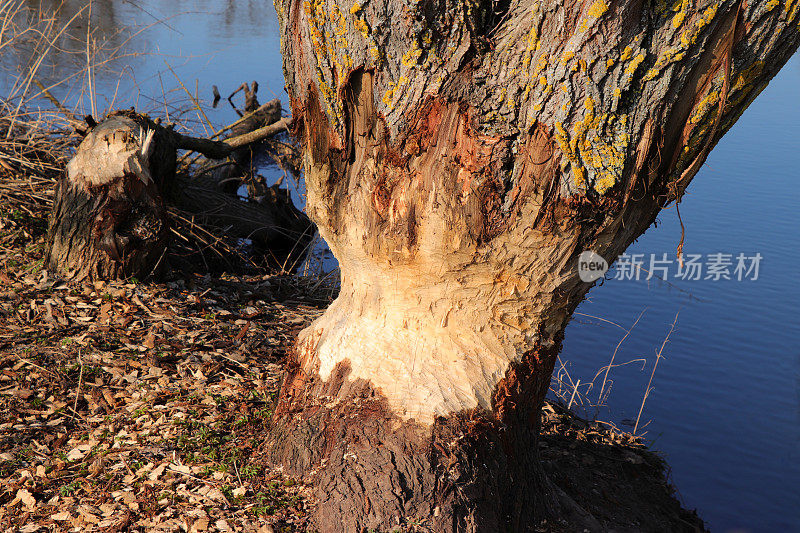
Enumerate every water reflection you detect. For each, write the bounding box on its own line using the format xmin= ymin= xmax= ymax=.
xmin=2 ymin=0 xmax=283 ymax=126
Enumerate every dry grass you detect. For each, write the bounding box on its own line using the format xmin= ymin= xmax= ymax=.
xmin=0 ymin=102 xmax=74 ymax=220
xmin=634 ymin=312 xmax=679 ymax=435
xmin=551 ymin=308 xmax=681 ymax=437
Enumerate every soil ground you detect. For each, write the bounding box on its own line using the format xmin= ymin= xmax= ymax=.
xmin=0 ymin=177 xmax=705 ymax=532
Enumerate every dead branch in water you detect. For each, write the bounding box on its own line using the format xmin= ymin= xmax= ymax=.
xmin=172 ymin=116 xmax=292 ymax=160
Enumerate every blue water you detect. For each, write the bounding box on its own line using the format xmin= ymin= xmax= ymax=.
xmin=2 ymin=2 xmax=798 ymax=531
xmin=1 ymin=0 xmax=287 ymax=138
xmin=562 ymin=58 xmax=800 ymax=531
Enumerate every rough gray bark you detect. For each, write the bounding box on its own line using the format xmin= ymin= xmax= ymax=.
xmin=269 ymin=1 xmax=800 ymax=530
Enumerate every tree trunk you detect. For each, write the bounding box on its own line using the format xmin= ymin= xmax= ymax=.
xmin=269 ymin=0 xmax=799 ymax=530
xmin=45 ymin=109 xmax=311 ymax=282
xmin=45 ymin=112 xmax=173 ymax=281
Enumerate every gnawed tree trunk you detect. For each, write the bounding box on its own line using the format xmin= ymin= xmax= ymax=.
xmin=46 ymin=109 xmax=308 ymax=282
xmin=45 ymin=113 xmax=172 ymax=281
xmin=269 ymin=0 xmax=799 ymax=530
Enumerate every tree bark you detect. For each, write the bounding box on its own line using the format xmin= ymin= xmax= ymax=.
xmin=269 ymin=1 xmax=799 ymax=530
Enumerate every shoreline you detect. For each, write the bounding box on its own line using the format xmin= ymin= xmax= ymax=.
xmin=0 ymin=112 xmax=703 ymax=531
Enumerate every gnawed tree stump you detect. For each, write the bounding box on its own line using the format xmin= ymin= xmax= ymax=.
xmin=45 ymin=112 xmax=172 ymax=281
xmin=45 ymin=108 xmax=309 ymax=282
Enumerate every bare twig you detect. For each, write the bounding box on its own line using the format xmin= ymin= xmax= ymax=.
xmin=163 ymin=60 xmax=216 ymax=136
xmin=634 ymin=312 xmax=679 ymax=435
xmin=595 ymin=308 xmax=647 ymax=409
xmin=567 ymin=379 xmax=581 ymax=410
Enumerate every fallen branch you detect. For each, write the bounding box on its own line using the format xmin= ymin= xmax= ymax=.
xmin=172 ymin=116 xmax=292 ymax=160
xmin=179 ymin=99 xmax=284 ymax=166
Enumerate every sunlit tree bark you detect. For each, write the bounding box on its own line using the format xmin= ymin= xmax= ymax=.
xmin=269 ymin=1 xmax=800 ymax=530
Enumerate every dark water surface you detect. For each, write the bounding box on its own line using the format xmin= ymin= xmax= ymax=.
xmin=2 ymin=2 xmax=798 ymax=531
xmin=561 ymin=61 xmax=800 ymax=531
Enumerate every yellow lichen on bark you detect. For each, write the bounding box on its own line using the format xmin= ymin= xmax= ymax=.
xmin=671 ymin=0 xmax=690 ymax=28
xmin=577 ymin=1 xmax=609 ymax=33
xmin=786 ymin=0 xmax=800 ymax=24
xmin=552 ymin=88 xmax=630 ymax=195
